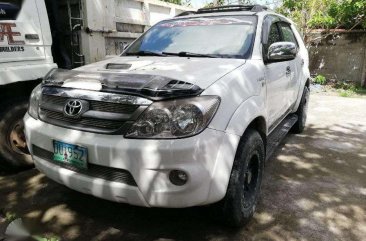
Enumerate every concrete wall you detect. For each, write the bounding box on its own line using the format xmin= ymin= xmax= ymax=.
xmin=308 ymin=30 xmax=366 ymax=86
xmin=80 ymin=0 xmax=194 ymax=64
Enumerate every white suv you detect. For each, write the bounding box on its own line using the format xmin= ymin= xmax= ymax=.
xmin=24 ymin=5 xmax=310 ymax=226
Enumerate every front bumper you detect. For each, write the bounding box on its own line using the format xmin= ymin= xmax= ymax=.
xmin=24 ymin=114 xmax=240 ymax=208
xmin=0 ymin=62 xmax=57 ymax=85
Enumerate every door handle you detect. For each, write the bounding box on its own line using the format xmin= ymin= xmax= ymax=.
xmin=286 ymin=66 xmax=291 ymax=77
xmin=257 ymin=77 xmax=265 ymax=87
xmin=25 ymin=34 xmax=40 ymax=40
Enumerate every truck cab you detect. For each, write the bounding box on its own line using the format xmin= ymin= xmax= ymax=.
xmin=0 ymin=0 xmax=57 ymax=170
xmin=0 ymin=0 xmax=56 ymax=80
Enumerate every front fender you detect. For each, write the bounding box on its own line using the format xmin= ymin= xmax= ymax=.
xmin=225 ymin=95 xmax=267 ymax=136
xmin=206 ymin=96 xmax=266 ymax=203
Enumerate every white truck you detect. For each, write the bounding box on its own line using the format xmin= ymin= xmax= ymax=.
xmin=0 ymin=0 xmax=193 ymax=170
xmin=24 ymin=5 xmax=311 ymax=226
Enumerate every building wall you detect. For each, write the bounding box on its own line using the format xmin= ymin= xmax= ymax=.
xmin=308 ymin=30 xmax=366 ymax=86
xmin=80 ymin=0 xmax=194 ymax=64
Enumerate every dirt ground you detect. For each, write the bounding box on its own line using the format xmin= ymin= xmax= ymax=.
xmin=0 ymin=93 xmax=365 ymax=241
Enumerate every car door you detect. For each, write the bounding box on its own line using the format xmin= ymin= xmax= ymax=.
xmin=0 ymin=0 xmax=46 ymax=63
xmin=263 ymin=21 xmax=291 ymax=129
xmin=278 ymin=22 xmax=302 ymax=108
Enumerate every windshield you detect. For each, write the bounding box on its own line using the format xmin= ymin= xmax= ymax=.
xmin=124 ymin=15 xmax=257 ymax=59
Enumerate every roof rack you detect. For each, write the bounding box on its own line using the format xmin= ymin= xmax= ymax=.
xmin=198 ymin=4 xmax=268 ymax=13
xmin=175 ymin=5 xmax=269 ymax=17
xmin=175 ymin=11 xmax=196 ymax=17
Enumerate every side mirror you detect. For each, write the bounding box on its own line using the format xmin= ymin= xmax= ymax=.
xmin=267 ymin=42 xmax=297 ymax=63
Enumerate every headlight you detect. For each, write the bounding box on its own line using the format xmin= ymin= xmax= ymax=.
xmin=125 ymin=96 xmax=220 ymax=139
xmin=28 ymin=84 xmax=42 ymax=119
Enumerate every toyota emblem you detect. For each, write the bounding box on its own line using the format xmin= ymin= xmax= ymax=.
xmin=64 ymin=99 xmax=88 ymax=118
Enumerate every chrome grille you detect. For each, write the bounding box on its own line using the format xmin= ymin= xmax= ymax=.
xmin=41 ymin=95 xmax=138 ymax=114
xmin=32 ymin=145 xmax=137 ymax=186
xmin=40 ymin=109 xmax=124 ymax=129
xmin=38 ymin=87 xmax=150 ymax=134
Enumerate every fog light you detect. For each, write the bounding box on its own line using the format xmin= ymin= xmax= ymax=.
xmin=169 ymin=170 xmax=188 ymax=186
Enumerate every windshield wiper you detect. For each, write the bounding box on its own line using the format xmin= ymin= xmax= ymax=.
xmin=162 ymin=51 xmax=220 ymax=58
xmin=126 ymin=50 xmax=166 ymax=56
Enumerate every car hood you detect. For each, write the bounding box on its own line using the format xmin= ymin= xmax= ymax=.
xmin=76 ymin=56 xmax=246 ymax=89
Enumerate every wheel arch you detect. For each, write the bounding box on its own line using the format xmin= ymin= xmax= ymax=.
xmin=0 ymin=79 xmax=41 ymax=104
xmin=305 ymin=78 xmax=310 ymax=88
xmin=225 ymin=95 xmax=268 ymax=164
xmin=225 ymin=95 xmax=267 ymax=138
xmin=246 ymin=116 xmax=266 ymax=140
xmin=206 ymin=97 xmax=267 ymax=203
xmin=293 ymin=78 xmax=311 ymax=113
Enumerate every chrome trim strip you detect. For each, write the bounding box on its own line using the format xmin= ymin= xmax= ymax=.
xmin=40 ymin=102 xmax=64 ymax=112
xmin=42 ymin=87 xmax=153 ymax=106
xmin=82 ymin=110 xmax=133 ymax=121
xmin=40 ymin=104 xmax=135 ymax=121
xmin=40 ymin=100 xmax=148 ymax=121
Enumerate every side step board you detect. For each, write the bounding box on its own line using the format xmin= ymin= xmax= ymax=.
xmin=266 ymin=114 xmax=298 ymax=161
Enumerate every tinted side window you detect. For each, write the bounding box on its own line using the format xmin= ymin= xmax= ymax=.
xmin=279 ymin=23 xmax=298 ymax=46
xmin=263 ymin=23 xmax=281 ymax=56
xmin=267 ymin=23 xmax=281 ymax=46
xmin=0 ymin=1 xmax=23 ymax=20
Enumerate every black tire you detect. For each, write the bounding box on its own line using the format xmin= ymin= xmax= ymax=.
xmin=0 ymin=99 xmax=33 ymax=170
xmin=214 ymin=129 xmax=265 ymax=227
xmin=291 ymin=86 xmax=310 ymax=134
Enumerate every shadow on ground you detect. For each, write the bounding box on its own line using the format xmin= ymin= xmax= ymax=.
xmin=0 ymin=94 xmax=365 ymax=241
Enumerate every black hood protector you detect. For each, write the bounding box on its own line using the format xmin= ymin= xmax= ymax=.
xmin=42 ymin=69 xmax=203 ymax=100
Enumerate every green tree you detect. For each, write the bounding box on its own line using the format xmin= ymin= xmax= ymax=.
xmin=205 ymin=0 xmax=226 ymax=8
xmin=238 ymin=0 xmax=254 ymax=4
xmin=204 ymin=0 xmax=255 ymax=8
xmin=277 ymin=0 xmax=366 ymax=31
xmin=161 ymin=0 xmax=183 ymax=5
xmin=328 ymin=0 xmax=366 ymax=29
xmin=182 ymin=0 xmax=192 ymax=7
xmin=277 ymin=0 xmax=366 ymax=44
xmin=277 ymin=0 xmax=335 ymax=32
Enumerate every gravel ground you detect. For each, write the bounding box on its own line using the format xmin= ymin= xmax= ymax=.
xmin=0 ymin=93 xmax=365 ymax=241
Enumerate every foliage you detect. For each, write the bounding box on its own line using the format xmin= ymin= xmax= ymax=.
xmin=308 ymin=11 xmax=336 ymax=29
xmin=204 ymin=0 xmax=253 ymax=8
xmin=204 ymin=0 xmax=226 ymax=8
xmin=183 ymin=0 xmax=192 ymax=7
xmin=161 ymin=0 xmax=193 ymax=7
xmin=338 ymin=89 xmax=355 ymax=97
xmin=4 ymin=211 xmax=17 ymax=222
xmin=33 ymin=235 xmax=60 ymax=241
xmin=161 ymin=0 xmax=183 ymax=5
xmin=277 ymin=0 xmax=366 ymax=32
xmin=313 ymin=75 xmax=327 ymax=85
xmin=328 ymin=0 xmax=366 ymax=29
xmin=334 ymin=81 xmax=366 ymax=97
xmin=334 ymin=81 xmax=357 ymax=90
